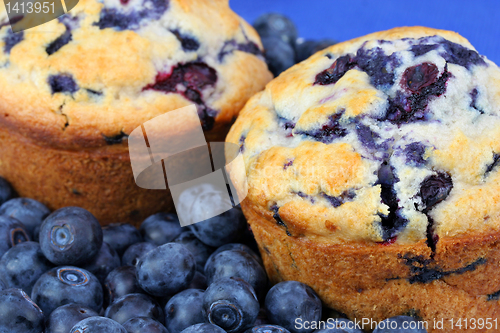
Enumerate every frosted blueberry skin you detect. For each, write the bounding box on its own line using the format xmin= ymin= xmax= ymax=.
xmin=102 ymin=223 xmax=142 ymax=257
xmin=208 ymin=243 xmax=262 ymax=267
xmin=140 ymin=213 xmax=183 ymax=246
xmin=48 ymin=74 xmax=79 ymax=94
xmin=188 ymin=270 xmax=207 ymax=290
xmin=81 ymin=242 xmax=121 ymax=284
xmin=203 ymin=277 xmax=260 ymax=333
xmin=180 ymin=323 xmax=226 ymax=333
xmin=252 ymin=13 xmax=297 ymax=46
xmin=103 ymin=265 xmax=145 ymax=308
xmin=0 ymin=288 xmax=44 ymax=333
xmin=260 ymin=36 xmax=295 ymax=77
xmin=173 ymin=230 xmax=214 ymax=272
xmin=69 ymin=316 xmax=127 ymax=333
xmin=0 ymin=176 xmax=14 ymax=206
xmin=165 ymin=289 xmax=205 ymax=333
xmin=46 ymin=304 xmax=99 ymax=333
xmin=0 ymin=215 xmax=30 ymax=258
xmin=123 ymin=317 xmax=169 ymax=333
xmin=245 ymin=325 xmax=291 ymax=333
xmin=105 ymin=293 xmax=164 ymax=325
xmin=39 ymin=207 xmax=103 ymax=266
xmin=204 ymin=249 xmax=268 ymax=301
xmin=122 ymin=241 xmax=157 ymax=266
xmin=0 ymin=241 xmax=53 ymax=295
xmin=0 ymin=197 xmax=50 ymax=238
xmin=31 ymin=266 xmax=103 ymax=315
xmin=136 ymin=243 xmax=196 ymax=296
xmin=265 ymin=281 xmax=322 ymax=333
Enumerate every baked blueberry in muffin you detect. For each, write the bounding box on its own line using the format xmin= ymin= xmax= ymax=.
xmin=0 ymin=0 xmax=272 ymax=224
xmin=227 ymin=27 xmax=500 ymax=332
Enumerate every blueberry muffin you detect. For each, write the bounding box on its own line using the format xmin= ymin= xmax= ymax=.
xmin=0 ymin=0 xmax=272 ymax=224
xmin=226 ymin=27 xmax=500 ymax=332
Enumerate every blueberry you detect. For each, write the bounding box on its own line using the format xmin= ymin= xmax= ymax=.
xmin=140 ymin=213 xmax=183 ymax=246
xmin=0 ymin=241 xmax=53 ymax=295
xmin=46 ymin=304 xmax=99 ymax=333
xmin=295 ymin=39 xmax=336 ymax=63
xmin=103 ymin=223 xmax=142 ymax=256
xmin=265 ymin=281 xmax=322 ymax=333
xmin=188 ymin=270 xmax=207 ymax=290
xmin=165 ymin=289 xmax=205 ymax=333
xmin=418 ymin=172 xmax=453 ymax=213
xmin=3 ymin=29 xmax=24 ymax=54
xmin=136 ymin=243 xmax=195 ymax=296
xmin=0 ymin=198 xmax=50 ymax=238
xmin=404 ymin=142 xmax=427 ymax=167
xmin=48 ymin=74 xmax=79 ymax=94
xmin=260 ymin=36 xmax=295 ymax=77
xmin=0 ymin=215 xmax=30 ymax=258
xmin=105 ymin=293 xmax=164 ymax=325
xmin=439 ymin=39 xmax=486 ymax=69
xmin=314 ymin=55 xmax=356 ymax=86
xmin=0 ymin=176 xmax=14 ymax=205
xmin=82 ymin=242 xmax=121 ymax=284
xmin=31 ymin=266 xmax=103 ymax=315
xmin=171 ymin=30 xmax=200 ymax=52
xmin=122 ymin=242 xmax=157 ymax=266
xmin=180 ymin=323 xmax=226 ymax=333
xmin=314 ymin=318 xmax=363 ymax=332
xmin=203 ymin=277 xmax=260 ymax=333
xmin=218 ymin=40 xmax=263 ymax=61
xmin=70 ymin=316 xmax=127 ymax=333
xmin=373 ymin=315 xmax=427 ymax=333
xmin=95 ymin=0 xmax=169 ymax=31
xmin=188 ymin=206 xmax=247 ymax=247
xmin=245 ymin=325 xmax=291 ymax=333
xmin=205 ymin=249 xmax=267 ymax=300
xmin=103 ymin=131 xmax=129 ymax=145
xmin=212 ymin=243 xmax=262 ymax=268
xmin=402 ymin=63 xmax=439 ymax=93
xmin=174 ymin=230 xmax=214 ymax=272
xmin=0 ymin=279 xmax=5 ymax=291
xmin=123 ymin=317 xmax=169 ymax=333
xmin=103 ymin=265 xmax=145 ymax=308
xmin=253 ymin=13 xmax=298 ymax=46
xmin=46 ymin=29 xmax=72 ymax=55
xmin=295 ymin=113 xmax=347 ymax=144
xmin=39 ymin=207 xmax=103 ymax=266
xmin=0 ymin=288 xmax=44 ymax=333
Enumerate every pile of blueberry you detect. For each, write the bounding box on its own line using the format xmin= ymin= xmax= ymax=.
xmin=0 ymin=176 xmax=426 ymax=333
xmin=252 ymin=13 xmax=337 ymax=76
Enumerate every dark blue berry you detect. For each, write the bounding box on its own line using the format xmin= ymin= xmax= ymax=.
xmin=39 ymin=207 xmax=103 ymax=266
xmin=373 ymin=315 xmax=427 ymax=333
xmin=3 ymin=29 xmax=24 ymax=53
xmin=0 ymin=288 xmax=44 ymax=333
xmin=70 ymin=316 xmax=127 ymax=333
xmin=0 ymin=177 xmax=14 ymax=205
xmin=355 ymin=47 xmax=400 ymax=88
xmin=180 ymin=323 xmax=226 ymax=333
xmin=165 ymin=288 xmax=205 ymax=333
xmin=402 ymin=63 xmax=439 ymax=93
xmin=105 ymin=293 xmax=164 ymax=325
xmin=174 ymin=230 xmax=214 ymax=272
xmin=122 ymin=241 xmax=157 ymax=266
xmin=171 ymin=30 xmax=200 ymax=51
xmin=295 ymin=112 xmax=347 ymax=144
xmin=404 ymin=142 xmax=427 ymax=167
xmin=410 ymin=43 xmax=438 ymax=57
xmin=0 ymin=197 xmax=50 ymax=238
xmin=439 ymin=39 xmax=486 ymax=69
xmin=418 ymin=172 xmax=453 ymax=213
xmin=104 ymin=265 xmax=145 ymax=308
xmin=46 ymin=304 xmax=99 ymax=333
xmin=0 ymin=241 xmax=53 ymax=295
xmin=295 ymin=39 xmax=336 ymax=63
xmin=203 ymin=277 xmax=260 ymax=333
xmin=103 ymin=223 xmax=142 ymax=256
xmin=123 ymin=317 xmax=169 ymax=333
xmin=0 ymin=215 xmax=30 ymax=258
xmin=46 ymin=29 xmax=72 ymax=55
xmin=261 ymin=36 xmax=295 ymax=76
xmin=48 ymin=74 xmax=79 ymax=94
xmin=188 ymin=206 xmax=247 ymax=247
xmin=314 ymin=54 xmax=356 ymax=86
xmin=210 ymin=243 xmax=262 ymax=267
xmin=31 ymin=266 xmax=103 ymax=315
xmin=136 ymin=243 xmax=195 ymax=296
xmin=245 ymin=325 xmax=291 ymax=333
xmin=264 ymin=281 xmax=322 ymax=333
xmin=253 ymin=13 xmax=297 ymax=46
xmin=140 ymin=213 xmax=183 ymax=246
xmin=82 ymin=242 xmax=121 ymax=284
xmin=188 ymin=270 xmax=208 ymax=290
xmin=205 ymin=249 xmax=267 ymax=300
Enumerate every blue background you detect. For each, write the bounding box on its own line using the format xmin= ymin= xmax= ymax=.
xmin=230 ymin=0 xmax=500 ymax=66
